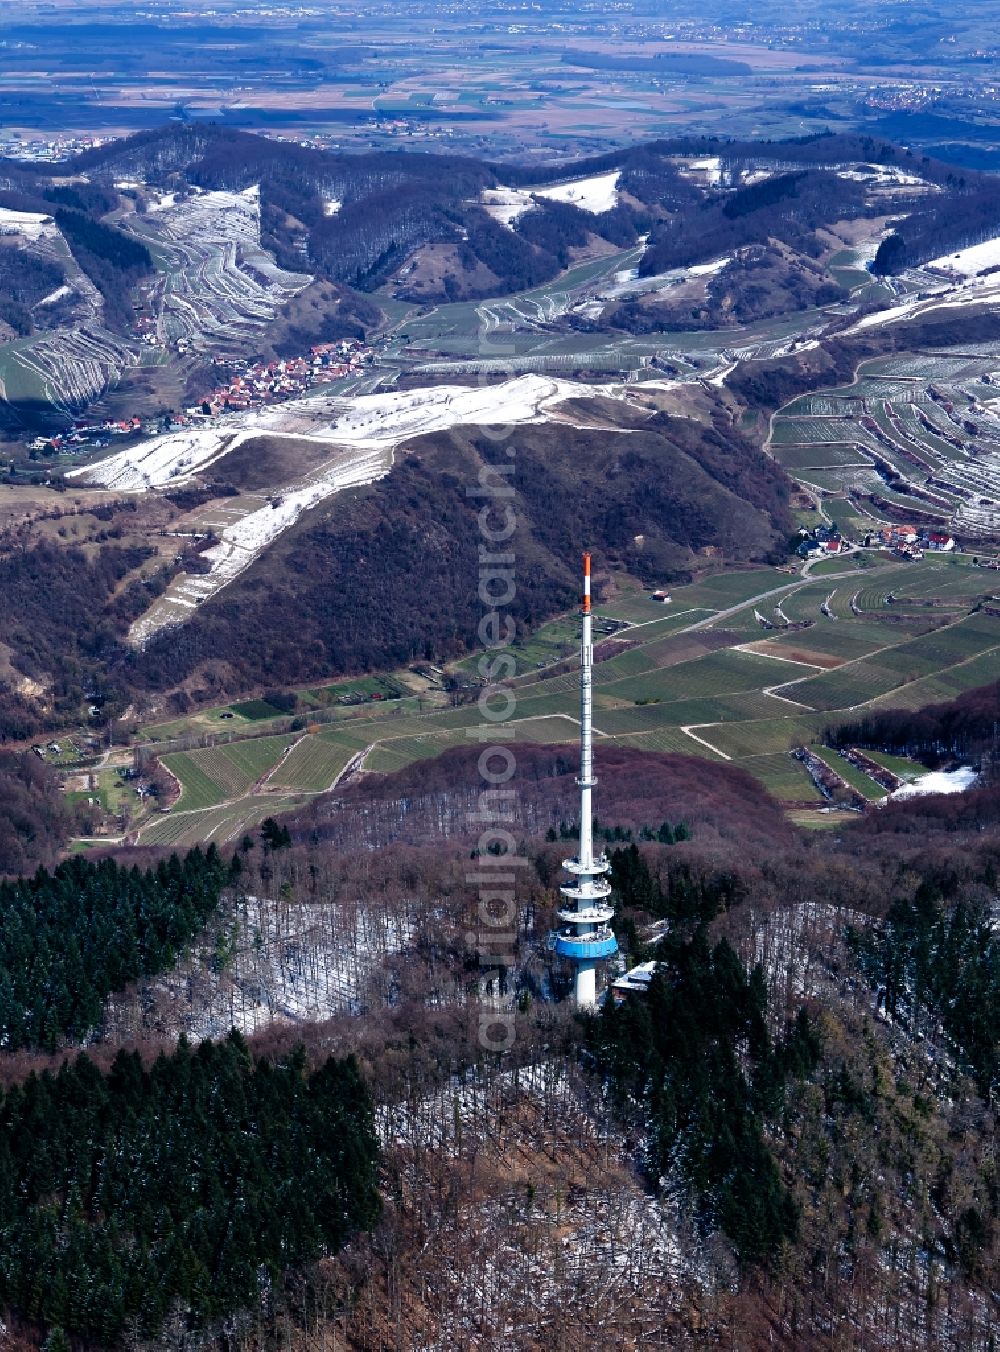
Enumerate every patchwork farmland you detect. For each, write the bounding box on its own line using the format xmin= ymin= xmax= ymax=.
xmin=770 ymin=352 xmax=1000 ymax=537
xmin=138 ymin=553 xmax=1000 ymax=844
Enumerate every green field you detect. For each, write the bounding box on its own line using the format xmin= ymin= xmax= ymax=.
xmin=811 ymin=748 xmax=885 ymax=801
xmin=863 ymin=750 xmax=923 ymax=781
xmin=142 ymin=555 xmax=1000 ymax=842
xmin=695 ymin=714 xmax=829 ymax=760
xmin=160 ymin=753 xmax=228 ymax=812
xmin=162 ymin=734 xmax=297 ymax=810
xmin=231 ymin=699 xmax=284 ymax=721
xmin=778 ymin=614 xmax=1000 ymax=712
xmin=736 ymin=753 xmax=821 ymax=802
xmin=140 ymin=794 xmax=304 ymax=847
xmin=266 ymin=735 xmax=357 ymax=792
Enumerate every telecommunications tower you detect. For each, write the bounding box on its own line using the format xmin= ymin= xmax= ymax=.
xmin=551 ymin=552 xmax=618 ymax=1006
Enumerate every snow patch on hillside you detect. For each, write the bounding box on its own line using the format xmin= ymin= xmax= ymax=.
xmin=0 ymin=207 xmax=57 ymax=240
xmin=689 ymin=256 xmax=731 ymax=278
xmin=480 ymin=186 xmax=536 ymax=227
xmin=73 ymin=373 xmax=655 ymax=494
xmin=194 ymin=449 xmax=389 ymax=590
xmin=67 ymin=425 xmax=241 ymax=490
xmin=80 ymin=371 xmax=687 ymax=644
xmin=534 ymin=170 xmax=620 ymax=214
xmin=892 ymin=767 xmax=977 ymax=799
xmin=926 ymin=237 xmax=1000 ymax=277
xmin=320 ymin=372 xmax=652 ymax=450
xmin=481 ymin=172 xmax=620 ymax=227
xmin=845 ymin=267 xmax=1000 ymax=333
xmin=143 ymin=190 xmax=178 ymax=213
xmin=837 ymin=167 xmax=937 ymax=191
xmin=36 ymin=285 xmax=72 ymax=306
xmin=677 ymin=155 xmax=722 ymax=186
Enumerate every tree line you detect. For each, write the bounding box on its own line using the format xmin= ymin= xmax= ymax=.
xmin=52 ymin=207 xmax=153 ymax=332
xmin=828 ymin=677 xmax=1000 ymax=770
xmin=639 ymin=169 xmax=868 ymax=277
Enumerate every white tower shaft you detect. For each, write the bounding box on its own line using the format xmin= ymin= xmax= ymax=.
xmin=551 ymin=552 xmax=618 ymax=1007
xmin=579 ymin=554 xmax=595 ymax=871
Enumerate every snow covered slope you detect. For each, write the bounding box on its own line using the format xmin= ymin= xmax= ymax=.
xmin=927 ymin=237 xmax=1000 ymax=277
xmin=78 ymin=372 xmax=677 ymax=646
xmin=480 ymin=172 xmax=620 ymax=228
xmin=72 ymin=373 xmax=662 ymax=493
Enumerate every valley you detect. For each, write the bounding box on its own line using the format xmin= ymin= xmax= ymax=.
xmin=2 ymin=92 xmax=1000 ymax=1351
xmin=5 ymin=124 xmax=1000 ymax=859
xmin=109 ymin=551 xmax=999 ymax=851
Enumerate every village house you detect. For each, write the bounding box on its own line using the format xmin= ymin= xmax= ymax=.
xmin=927 ymin=530 xmax=956 ymax=551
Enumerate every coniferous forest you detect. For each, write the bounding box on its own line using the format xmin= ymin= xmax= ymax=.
xmin=590 ymin=843 xmax=822 ymax=1264
xmin=0 ymin=1035 xmax=380 ymax=1342
xmin=0 ymin=848 xmax=233 ymax=1049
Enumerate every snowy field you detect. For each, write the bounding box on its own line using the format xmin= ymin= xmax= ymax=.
xmin=481 ymin=171 xmax=620 ymax=227
xmin=534 ymin=170 xmax=620 ymax=213
xmin=927 ymin=236 xmax=1000 ymax=277
xmin=317 ymin=371 xmax=659 ymax=450
xmin=0 ymin=207 xmax=58 ymax=240
xmin=74 ymin=371 xmax=665 ymax=495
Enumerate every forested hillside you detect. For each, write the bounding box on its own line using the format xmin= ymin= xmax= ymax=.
xmin=127 ymin=414 xmax=790 ymax=698
xmin=0 ymin=539 xmax=168 ymax=741
xmin=0 ymin=729 xmax=994 ymax=1343
xmin=245 ymin=741 xmax=1000 ymax=1344
xmin=0 ymin=174 xmax=154 ymax=338
xmin=0 ymin=1035 xmax=379 ymax=1342
xmin=0 ymin=846 xmax=232 ymax=1048
xmin=0 ymin=751 xmax=75 ymax=876
xmin=55 ymin=124 xmax=1000 ymax=305
xmin=639 ymin=169 xmax=867 ymax=276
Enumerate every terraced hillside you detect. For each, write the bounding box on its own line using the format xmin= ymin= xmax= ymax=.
xmin=771 ymin=351 xmax=1000 ymax=536
xmin=0 ymin=206 xmax=137 ymax=426
xmin=127 ymin=186 xmax=313 ymax=356
xmin=137 ymin=552 xmax=1000 ymax=844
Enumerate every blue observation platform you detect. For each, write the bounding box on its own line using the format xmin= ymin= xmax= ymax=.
xmin=552 ymin=929 xmax=619 ymax=961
